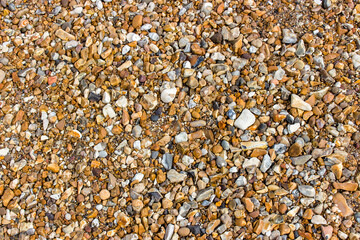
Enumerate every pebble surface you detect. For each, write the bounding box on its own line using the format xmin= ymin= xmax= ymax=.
xmin=0 ymin=0 xmax=360 ymax=239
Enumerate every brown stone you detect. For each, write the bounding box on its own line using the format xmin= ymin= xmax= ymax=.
xmin=288 ymin=142 xmax=302 ymax=157
xmin=333 ymin=182 xmax=358 ymax=191
xmin=2 ymin=189 xmax=15 ymax=207
xmin=132 ymin=15 xmax=143 ymax=28
xmin=333 ymin=193 xmax=353 ymax=217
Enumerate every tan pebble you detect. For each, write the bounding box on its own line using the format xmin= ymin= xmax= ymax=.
xmin=178 ymin=227 xmax=190 ymax=237
xmin=2 ymin=189 xmax=15 ymax=207
xmin=333 ymin=182 xmax=358 ymax=191
xmin=132 ymin=15 xmax=143 ymax=28
xmin=99 ymin=189 xmax=110 ymax=200
xmin=333 ymin=193 xmax=354 ymax=217
xmin=47 ymin=163 xmax=60 ymax=173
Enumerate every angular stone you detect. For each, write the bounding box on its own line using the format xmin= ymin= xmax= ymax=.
xmin=196 ymin=188 xmax=214 ymax=202
xmin=166 ymin=169 xmax=187 ymax=183
xmin=234 ymin=109 xmax=256 ymax=130
xmin=291 ymin=155 xmax=312 ymax=165
xmin=2 ymin=189 xmax=15 ymax=207
xmin=291 ymin=94 xmax=312 ymax=111
xmin=298 ymin=185 xmax=315 ymax=197
xmin=206 ymin=219 xmax=220 ymax=234
xmin=333 ymin=193 xmax=354 ymax=217
xmin=55 ymin=29 xmax=76 ymax=41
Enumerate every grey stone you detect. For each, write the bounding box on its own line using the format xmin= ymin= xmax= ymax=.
xmin=196 ymin=188 xmax=214 ymax=202
xmin=167 ymin=169 xmax=187 ymax=183
xmin=298 ymin=185 xmax=316 ymax=197
xmin=260 ymin=154 xmax=272 ymax=173
xmin=291 ymin=155 xmax=312 ymax=165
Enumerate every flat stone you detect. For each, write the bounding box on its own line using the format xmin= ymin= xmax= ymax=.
xmin=167 ymin=169 xmax=187 ymax=183
xmin=196 ymin=188 xmax=214 ymax=202
xmin=282 ymin=29 xmax=297 ymax=44
xmin=234 ymin=109 xmax=256 ymax=130
xmin=311 ymin=215 xmax=327 ymax=225
xmin=260 ymin=154 xmax=272 ymax=172
xmin=291 ymin=155 xmax=312 ymax=165
xmin=206 ymin=219 xmax=220 ymax=234
xmin=333 ymin=193 xmax=354 ymax=217
xmin=321 ymin=226 xmax=333 ymax=239
xmin=55 ymin=29 xmax=76 ymax=41
xmin=298 ymin=185 xmax=316 ymax=197
xmin=333 ymin=182 xmax=358 ymax=191
xmin=132 ymin=15 xmax=143 ymax=28
xmin=2 ymin=189 xmax=14 ymax=207
xmin=164 ymin=224 xmax=174 ymax=240
xmin=291 ymin=94 xmax=312 ymax=111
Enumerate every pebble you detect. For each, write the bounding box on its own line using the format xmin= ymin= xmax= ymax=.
xmin=291 ymin=94 xmax=312 ymax=111
xmin=167 ymin=169 xmax=187 ymax=183
xmin=311 ymin=215 xmax=327 ymax=225
xmin=298 ymin=185 xmax=316 ymax=197
xmin=234 ymin=109 xmax=256 ymax=130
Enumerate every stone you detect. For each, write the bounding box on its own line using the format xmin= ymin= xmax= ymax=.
xmin=55 ymin=29 xmax=76 ymax=41
xmin=0 ymin=69 xmax=5 ymax=83
xmin=234 ymin=109 xmax=256 ymax=130
xmin=235 ymin=176 xmax=247 ymax=187
xmin=103 ymin=104 xmax=116 ymax=118
xmin=291 ymin=155 xmax=312 ymax=165
xmin=99 ymin=189 xmax=110 ymax=200
xmin=243 ymin=198 xmax=254 ymax=212
xmin=178 ymin=227 xmax=190 ymax=237
xmin=206 ymin=219 xmax=220 ymax=234
xmin=260 ymin=154 xmax=272 ymax=172
xmin=167 ymin=169 xmax=187 ymax=183
xmin=140 ymin=93 xmax=158 ymax=110
xmin=333 ymin=193 xmax=353 ymax=217
xmin=164 ymin=224 xmax=174 ymax=240
xmin=161 ymin=89 xmax=177 ymax=104
xmin=288 ymin=142 xmax=302 ymax=157
xmin=0 ymin=148 xmax=9 ymax=156
xmin=352 ymin=54 xmax=360 ymax=69
xmin=291 ymin=94 xmax=312 ymax=111
xmin=175 ymin=132 xmax=188 ymax=143
xmin=196 ymin=188 xmax=214 ymax=202
xmin=333 ymin=182 xmax=358 ymax=191
xmin=243 ymin=157 xmax=261 ymax=169
xmin=132 ymin=15 xmax=143 ymax=28
xmin=282 ymin=29 xmax=297 ymax=44
xmin=321 ymin=226 xmax=333 ymax=239
xmin=311 ymin=215 xmax=327 ymax=225
xmin=298 ymin=185 xmax=316 ymax=197
xmin=2 ymin=189 xmax=15 ymax=207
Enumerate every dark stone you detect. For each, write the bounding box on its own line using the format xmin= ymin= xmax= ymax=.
xmin=188 ymin=225 xmax=202 ymax=235
xmin=210 ymin=32 xmax=223 ymax=44
xmin=61 ymin=0 xmax=69 ymax=7
xmin=150 ymin=114 xmax=159 ymax=122
xmin=88 ymin=92 xmax=101 ymax=102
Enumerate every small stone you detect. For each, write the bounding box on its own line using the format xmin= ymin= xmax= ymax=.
xmin=55 ymin=29 xmax=76 ymax=41
xmin=99 ymin=189 xmax=110 ymax=200
xmin=291 ymin=155 xmax=312 ymax=165
xmin=321 ymin=226 xmax=333 ymax=240
xmin=333 ymin=193 xmax=354 ymax=217
xmin=291 ymin=94 xmax=312 ymax=111
xmin=211 ymin=32 xmax=223 ymax=44
xmin=196 ymin=188 xmax=214 ymax=202
xmin=288 ymin=142 xmax=302 ymax=157
xmin=167 ymin=169 xmax=187 ymax=183
xmin=161 ymin=86 xmax=177 ymax=103
xmin=260 ymin=154 xmax=272 ymax=172
xmin=164 ymin=224 xmax=174 ymax=240
xmin=175 ymin=132 xmax=188 ymax=143
xmin=132 ymin=15 xmax=143 ymax=28
xmin=235 ymin=176 xmax=247 ymax=187
xmin=282 ymin=29 xmax=297 ymax=44
xmin=0 ymin=148 xmax=9 ymax=156
xmin=206 ymin=219 xmax=220 ymax=234
xmin=296 ymin=40 xmax=306 ymax=57
xmin=243 ymin=157 xmax=261 ymax=169
xmin=234 ymin=109 xmax=256 ymax=130
xmin=0 ymin=70 xmax=5 ymax=83
xmin=311 ymin=215 xmax=327 ymax=225
xmin=352 ymin=54 xmax=360 ymax=69
xmin=47 ymin=163 xmax=60 ymax=173
xmin=298 ymin=185 xmax=316 ymax=197
xmin=103 ymin=104 xmax=116 ymax=118
xmin=2 ymin=189 xmax=15 ymax=207
xmin=243 ymin=198 xmax=254 ymax=212
xmin=333 ymin=182 xmax=358 ymax=191
xmin=178 ymin=227 xmax=190 ymax=237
